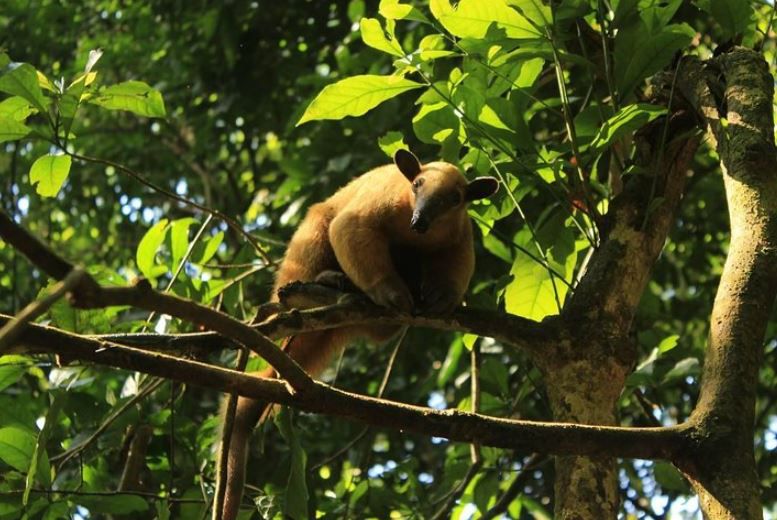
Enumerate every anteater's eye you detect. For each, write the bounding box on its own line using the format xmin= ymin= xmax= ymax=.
xmin=412 ymin=178 xmax=424 ymax=190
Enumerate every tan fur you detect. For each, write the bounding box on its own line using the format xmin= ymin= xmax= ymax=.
xmin=216 ymin=152 xmax=496 ymax=520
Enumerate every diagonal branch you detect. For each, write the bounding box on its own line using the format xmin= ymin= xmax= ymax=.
xmin=8 ymin=319 xmax=689 ymax=461
xmin=0 ymin=210 xmax=312 ymax=391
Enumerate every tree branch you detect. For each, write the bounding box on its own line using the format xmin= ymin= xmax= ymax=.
xmin=7 ymin=319 xmax=689 ymax=460
xmin=680 ymin=47 xmax=777 ymax=519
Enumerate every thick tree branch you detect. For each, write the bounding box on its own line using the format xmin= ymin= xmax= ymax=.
xmin=680 ymin=48 xmax=777 ymax=520
xmin=7 ymin=319 xmax=688 ymax=460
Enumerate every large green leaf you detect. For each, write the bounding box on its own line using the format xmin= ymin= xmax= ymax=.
xmin=615 ymin=23 xmax=694 ymax=100
xmin=0 ymin=356 xmax=30 ymax=392
xmin=360 ymin=18 xmax=404 ymax=57
xmin=136 ymin=219 xmax=170 ymax=280
xmin=588 ymin=103 xmax=666 ymax=155
xmin=0 ymin=426 xmax=36 ymax=472
xmin=29 ymin=154 xmax=72 ymax=197
xmin=0 ymin=96 xmax=35 ymax=121
xmin=506 ymin=0 xmax=552 ymax=29
xmin=710 ymin=0 xmax=753 ymax=38
xmin=0 ymin=63 xmax=48 ymax=115
xmin=0 ymin=116 xmax=31 ymax=143
xmin=297 ymin=75 xmax=423 ymax=125
xmin=89 ymin=80 xmax=166 ymax=117
xmin=430 ymin=0 xmax=541 ymax=40
xmin=412 ymin=101 xmax=461 ymax=144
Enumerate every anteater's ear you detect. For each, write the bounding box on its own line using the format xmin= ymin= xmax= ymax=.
xmin=466 ymin=177 xmax=500 ymax=201
xmin=394 ymin=149 xmax=422 ymax=181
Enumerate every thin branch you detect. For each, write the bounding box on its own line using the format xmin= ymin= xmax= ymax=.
xmin=0 ymin=267 xmax=87 ymax=351
xmin=0 ymin=208 xmax=312 ymax=391
xmin=480 ymin=454 xmax=546 ymax=520
xmin=66 ymin=151 xmax=274 ymax=266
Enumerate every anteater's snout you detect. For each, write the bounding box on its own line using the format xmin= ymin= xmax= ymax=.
xmin=410 ymin=212 xmax=429 ymax=234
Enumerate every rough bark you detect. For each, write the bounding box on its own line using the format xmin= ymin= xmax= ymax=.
xmin=678 ymin=48 xmax=777 ymax=520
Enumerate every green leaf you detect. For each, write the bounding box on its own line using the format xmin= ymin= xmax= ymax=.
xmin=77 ymin=495 xmax=149 ymax=515
xmin=430 ymin=0 xmax=541 ymax=40
xmin=654 ymin=461 xmax=688 ymax=492
xmin=0 ymin=96 xmax=35 ymax=121
xmin=412 ymin=101 xmax=460 ymax=144
xmin=0 ymin=63 xmax=49 ymax=115
xmin=136 ymin=219 xmax=170 ymax=280
xmin=360 ymin=18 xmax=404 ymax=57
xmin=710 ymin=0 xmax=753 ymax=38
xmin=29 ymin=154 xmax=72 ymax=197
xmin=170 ymin=218 xmax=196 ymax=270
xmin=0 ymin=356 xmax=30 ymax=392
xmin=379 ymin=0 xmax=430 ymax=22
xmin=0 ymin=116 xmax=31 ymax=143
xmin=437 ymin=337 xmax=464 ymax=387
xmin=0 ymin=426 xmax=36 ymax=472
xmin=297 ymin=74 xmax=423 ymax=125
xmin=506 ymin=0 xmax=552 ymax=29
xmin=275 ymin=409 xmax=309 ymax=520
xmin=197 ymin=231 xmax=224 ymax=265
xmin=418 ymin=34 xmax=456 ymax=61
xmin=89 ymin=80 xmax=166 ymax=117
xmin=24 ymin=394 xmax=61 ymax=503
xmin=663 ymin=357 xmax=700 ymax=384
xmin=658 ymin=334 xmax=680 ymax=353
xmin=615 ymin=23 xmax=694 ymax=99
xmin=588 ymin=104 xmax=666 ymax=155
xmin=378 ymin=131 xmax=407 ymax=158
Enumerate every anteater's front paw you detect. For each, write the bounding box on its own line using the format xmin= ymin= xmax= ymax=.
xmin=367 ymin=279 xmax=414 ymax=313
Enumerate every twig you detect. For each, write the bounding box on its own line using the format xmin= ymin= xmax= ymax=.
xmin=480 ymin=454 xmax=546 ymax=520
xmin=0 ymin=208 xmax=311 ymax=390
xmin=0 ymin=267 xmax=87 ymax=351
xmin=66 ymin=151 xmax=274 ymax=266
xmin=53 ymin=378 xmax=164 ymax=466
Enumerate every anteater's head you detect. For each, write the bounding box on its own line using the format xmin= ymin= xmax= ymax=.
xmin=394 ymin=149 xmax=499 ymax=234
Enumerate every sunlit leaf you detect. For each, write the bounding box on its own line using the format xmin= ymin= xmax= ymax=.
xmin=430 ymin=0 xmax=541 ymax=40
xmin=170 ymin=218 xmax=196 ymax=270
xmin=29 ymin=154 xmax=72 ymax=197
xmin=506 ymin=0 xmax=551 ymax=29
xmin=379 ymin=0 xmax=429 ymax=22
xmin=378 ymin=130 xmax=407 ymax=158
xmin=136 ymin=219 xmax=170 ymax=280
xmin=297 ymin=75 xmax=423 ymax=125
xmin=360 ymin=18 xmax=404 ymax=57
xmin=588 ymin=104 xmax=666 ymax=155
xmin=0 ymin=116 xmax=31 ymax=143
xmin=89 ymin=80 xmax=166 ymax=117
xmin=0 ymin=96 xmax=35 ymax=121
xmin=198 ymin=231 xmax=224 ymax=265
